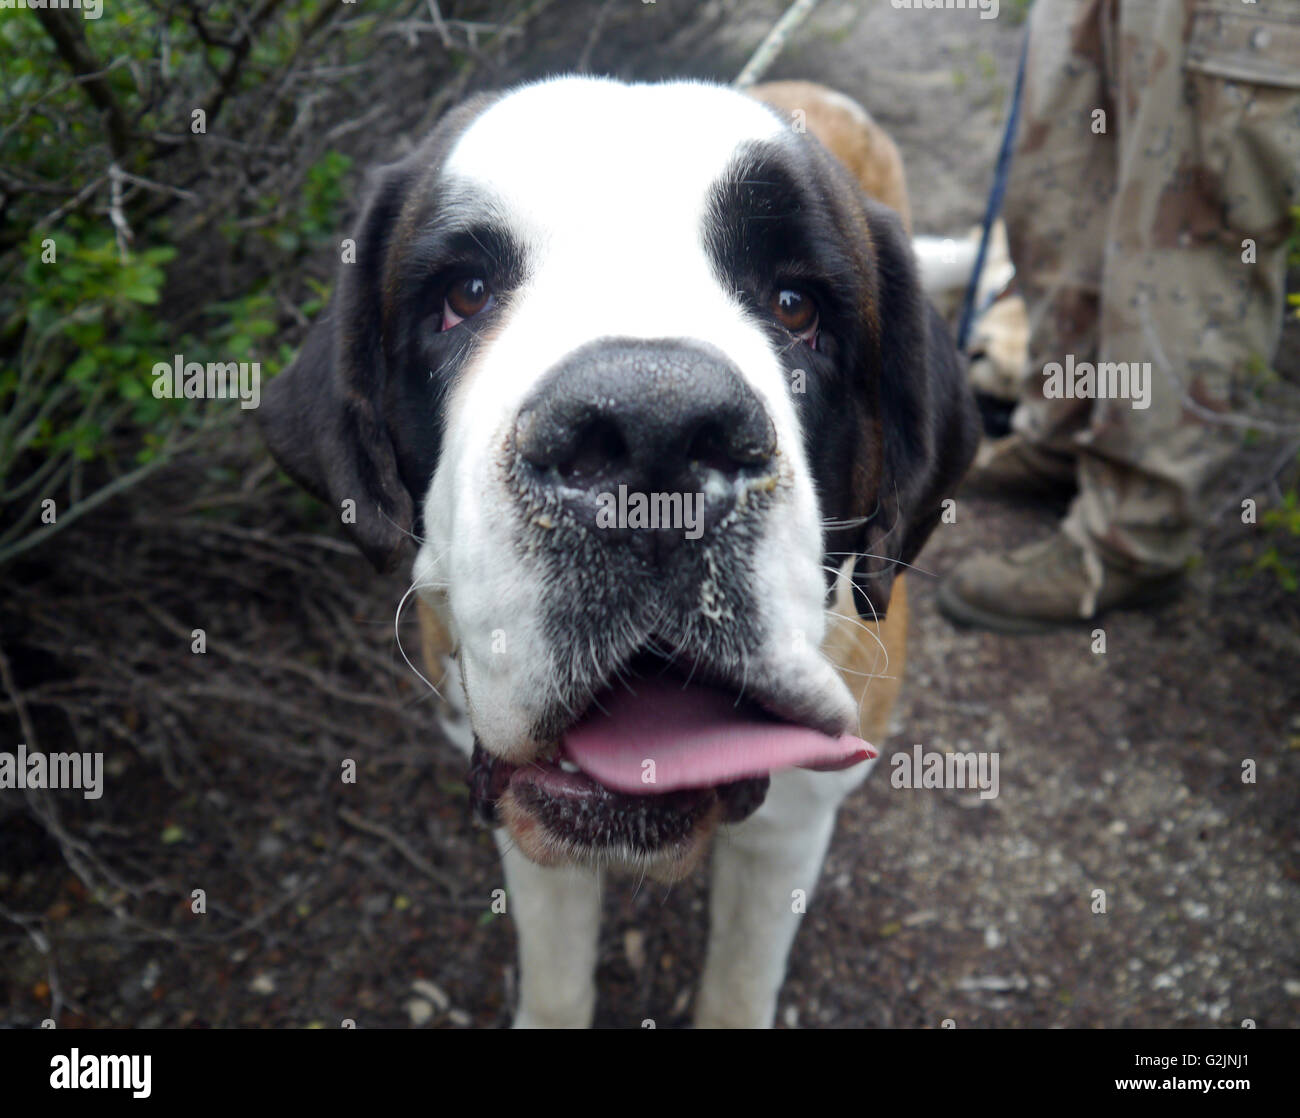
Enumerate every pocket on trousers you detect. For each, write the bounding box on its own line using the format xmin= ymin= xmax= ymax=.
xmin=1183 ymin=4 xmax=1300 ymax=241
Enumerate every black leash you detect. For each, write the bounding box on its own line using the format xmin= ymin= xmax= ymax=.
xmin=956 ymin=32 xmax=1030 ymax=352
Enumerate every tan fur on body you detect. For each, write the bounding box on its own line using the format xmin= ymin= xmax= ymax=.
xmin=823 ymin=572 xmax=907 ymax=746
xmin=968 ymin=294 xmax=1029 ymax=401
xmin=417 ymin=596 xmax=453 ymax=682
xmin=747 ymin=80 xmax=912 ymax=233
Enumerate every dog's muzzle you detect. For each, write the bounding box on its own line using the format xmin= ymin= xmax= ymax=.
xmin=465 ymin=337 xmax=872 ymax=879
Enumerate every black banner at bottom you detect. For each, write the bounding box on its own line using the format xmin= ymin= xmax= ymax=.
xmin=0 ymin=1026 xmax=1288 ymax=1105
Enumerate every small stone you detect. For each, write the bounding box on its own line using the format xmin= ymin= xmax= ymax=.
xmin=671 ymin=987 xmax=692 ymax=1017
xmin=624 ymin=929 xmax=646 ymax=973
xmin=140 ymin=960 xmax=161 ymax=991
xmin=411 ymin=979 xmax=450 ymax=1011
xmin=957 ymin=975 xmax=1027 ymax=992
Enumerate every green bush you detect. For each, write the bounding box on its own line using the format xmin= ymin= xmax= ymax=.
xmin=0 ymin=2 xmax=385 ymax=565
xmin=1253 ymin=492 xmax=1300 ymax=593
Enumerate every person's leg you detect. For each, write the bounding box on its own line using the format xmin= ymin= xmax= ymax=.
xmin=1064 ymin=0 xmax=1300 ymax=580
xmin=943 ymin=0 xmax=1300 ymax=630
xmin=971 ymin=0 xmax=1114 ymax=492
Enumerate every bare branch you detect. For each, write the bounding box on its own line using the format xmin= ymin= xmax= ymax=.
xmin=32 ymin=7 xmax=132 ymax=159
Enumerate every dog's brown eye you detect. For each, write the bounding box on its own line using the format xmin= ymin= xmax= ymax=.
xmin=443 ymin=275 xmax=492 ymax=329
xmin=771 ymin=288 xmax=817 ymax=337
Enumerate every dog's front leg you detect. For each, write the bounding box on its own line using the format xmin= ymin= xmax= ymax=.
xmin=496 ymin=832 xmax=602 ymax=1028
xmin=695 ymin=767 xmax=864 ymax=1028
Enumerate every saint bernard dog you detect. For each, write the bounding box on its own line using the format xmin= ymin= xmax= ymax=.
xmin=260 ymin=76 xmax=979 ymax=1028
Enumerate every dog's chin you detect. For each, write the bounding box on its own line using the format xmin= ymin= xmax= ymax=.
xmin=488 ymin=750 xmax=772 ymax=882
xmin=498 ymin=786 xmax=728 ymax=884
xmin=468 ymin=654 xmax=868 ymax=880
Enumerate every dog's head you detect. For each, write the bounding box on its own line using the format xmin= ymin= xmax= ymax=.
xmin=261 ymin=77 xmax=977 ymax=879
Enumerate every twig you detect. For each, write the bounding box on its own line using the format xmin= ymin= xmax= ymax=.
xmin=338 ymin=807 xmax=461 ymax=894
xmin=0 ymin=642 xmax=39 ymax=757
xmin=1211 ymin=435 xmax=1300 ymax=524
xmin=113 ymin=168 xmax=199 ymax=202
xmin=31 ymin=7 xmax=132 ymax=159
xmin=425 ymin=0 xmax=453 ymax=48
xmin=33 ymin=173 xmax=107 ymax=232
xmin=0 ymin=901 xmax=80 ymax=1022
xmin=200 ymin=0 xmax=291 ymax=127
xmin=107 ymin=162 xmax=134 ymax=262
xmin=0 ymin=415 xmax=234 ymax=568
xmin=575 ymin=0 xmax=616 ymax=74
xmin=734 ymin=0 xmax=822 ymax=90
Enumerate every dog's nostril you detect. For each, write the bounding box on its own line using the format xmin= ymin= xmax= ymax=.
xmin=687 ymin=419 xmax=774 ymax=472
xmin=557 ymin=418 xmax=627 ymax=485
xmin=686 ymin=422 xmax=735 ymax=474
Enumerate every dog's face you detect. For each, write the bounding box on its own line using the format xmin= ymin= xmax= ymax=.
xmin=261 ymin=77 xmax=977 ymax=880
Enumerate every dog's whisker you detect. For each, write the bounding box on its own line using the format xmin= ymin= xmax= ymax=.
xmin=856 ymin=553 xmax=936 ymax=579
xmin=377 ymin=504 xmax=426 ymax=545
xmin=631 ymin=864 xmax=649 ymax=901
xmin=820 ymin=550 xmax=937 ymax=580
xmin=733 ymin=651 xmax=750 ymax=710
xmin=820 ymin=492 xmax=884 ymax=532
xmin=393 ymin=579 xmax=446 ymax=701
xmin=820 ymin=564 xmax=891 ymax=682
xmin=848 ymin=560 xmax=893 ymax=729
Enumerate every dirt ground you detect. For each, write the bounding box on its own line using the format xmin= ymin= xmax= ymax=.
xmin=2 ymin=0 xmax=1297 ymax=1029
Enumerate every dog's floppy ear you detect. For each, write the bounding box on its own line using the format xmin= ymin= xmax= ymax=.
xmin=259 ymin=161 xmax=420 ymax=572
xmin=851 ymin=201 xmax=980 ymax=619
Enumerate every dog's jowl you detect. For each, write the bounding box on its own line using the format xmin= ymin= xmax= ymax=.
xmin=260 ymin=76 xmax=977 ymax=1028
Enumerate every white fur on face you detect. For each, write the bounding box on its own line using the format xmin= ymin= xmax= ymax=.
xmin=411 ymin=77 xmax=857 ymax=760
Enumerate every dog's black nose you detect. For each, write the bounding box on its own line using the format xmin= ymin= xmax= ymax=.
xmin=513 ymin=339 xmax=776 ymax=546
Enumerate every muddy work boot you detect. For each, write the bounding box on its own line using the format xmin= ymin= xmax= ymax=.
xmin=937 ymin=531 xmax=1184 ymax=633
xmin=960 ymin=434 xmax=1077 ymax=502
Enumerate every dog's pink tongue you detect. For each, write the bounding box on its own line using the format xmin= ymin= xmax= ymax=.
xmin=562 ymin=676 xmax=875 ymax=795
